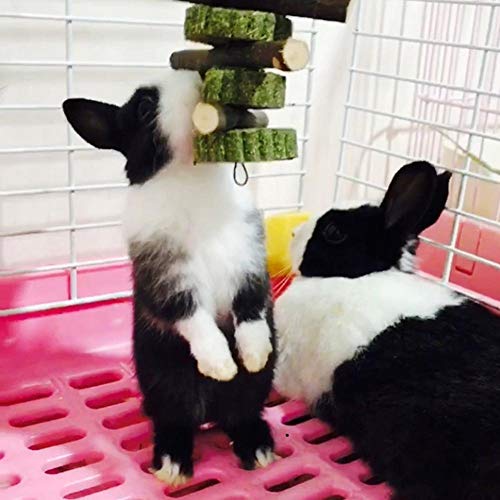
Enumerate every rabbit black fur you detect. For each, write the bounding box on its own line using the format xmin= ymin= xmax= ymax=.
xmin=275 ymin=162 xmax=500 ymax=500
xmin=63 ymin=70 xmax=276 ymax=486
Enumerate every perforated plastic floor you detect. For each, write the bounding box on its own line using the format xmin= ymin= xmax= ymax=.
xmin=0 ymin=368 xmax=391 ymax=500
xmin=0 ymin=278 xmax=391 ymax=500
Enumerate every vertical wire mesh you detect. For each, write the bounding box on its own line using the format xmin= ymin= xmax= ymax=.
xmin=65 ymin=0 xmax=78 ymax=300
xmin=336 ymin=0 xmax=500 ymax=305
xmin=0 ymin=4 xmax=316 ymax=316
xmin=297 ymin=20 xmax=318 ymax=207
xmin=442 ymin=3 xmax=496 ymax=282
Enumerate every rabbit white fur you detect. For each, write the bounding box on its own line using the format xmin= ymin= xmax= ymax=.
xmin=275 ymin=269 xmax=462 ymax=405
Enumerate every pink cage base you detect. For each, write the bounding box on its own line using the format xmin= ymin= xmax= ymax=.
xmin=0 ymin=283 xmax=391 ymax=500
xmin=0 ymin=217 xmax=498 ymax=500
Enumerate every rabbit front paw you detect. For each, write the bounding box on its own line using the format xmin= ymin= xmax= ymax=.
xmin=235 ymin=319 xmax=273 ymax=373
xmin=193 ymin=332 xmax=238 ymax=381
xmin=197 ymin=353 xmax=238 ymax=381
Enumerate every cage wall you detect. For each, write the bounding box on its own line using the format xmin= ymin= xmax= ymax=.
xmin=0 ymin=0 xmax=347 ymax=316
xmin=337 ymin=0 xmax=500 ymax=306
xmin=1 ymin=0 xmax=499 ymax=316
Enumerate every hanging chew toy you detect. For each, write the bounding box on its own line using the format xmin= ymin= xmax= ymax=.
xmin=171 ymin=3 xmax=312 ymax=164
xmin=172 ymin=0 xmax=352 ymax=274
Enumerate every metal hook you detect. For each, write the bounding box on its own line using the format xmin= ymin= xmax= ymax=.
xmin=233 ymin=162 xmax=249 ymax=186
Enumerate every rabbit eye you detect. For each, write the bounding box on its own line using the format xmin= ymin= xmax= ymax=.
xmin=322 ymin=222 xmax=347 ymax=245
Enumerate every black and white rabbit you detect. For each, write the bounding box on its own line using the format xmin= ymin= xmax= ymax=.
xmin=274 ymin=161 xmax=500 ymax=500
xmin=63 ymin=70 xmax=276 ymax=486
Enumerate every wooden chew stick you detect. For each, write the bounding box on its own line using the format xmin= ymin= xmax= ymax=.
xmin=171 ymin=39 xmax=309 ymax=73
xmin=177 ymin=0 xmax=352 ymax=23
xmin=193 ymin=103 xmax=269 ymax=135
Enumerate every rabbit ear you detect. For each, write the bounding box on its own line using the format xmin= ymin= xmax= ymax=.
xmin=63 ymin=98 xmax=121 ymax=151
xmin=381 ymin=161 xmax=438 ymax=236
xmin=414 ymin=170 xmax=452 ymax=234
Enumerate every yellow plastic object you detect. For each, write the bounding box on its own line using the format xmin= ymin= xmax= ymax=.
xmin=265 ymin=212 xmax=311 ymax=277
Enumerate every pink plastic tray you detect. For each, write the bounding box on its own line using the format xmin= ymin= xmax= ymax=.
xmin=0 ymin=282 xmax=391 ymax=500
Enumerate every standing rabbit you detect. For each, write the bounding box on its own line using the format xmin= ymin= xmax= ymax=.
xmin=63 ymin=70 xmax=276 ymax=486
xmin=275 ymin=161 xmax=500 ymax=500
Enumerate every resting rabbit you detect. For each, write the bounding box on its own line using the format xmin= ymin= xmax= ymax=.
xmin=275 ymin=161 xmax=500 ymax=500
xmin=63 ymin=70 xmax=276 ymax=486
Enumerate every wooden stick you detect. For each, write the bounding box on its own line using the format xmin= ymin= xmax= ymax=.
xmin=193 ymin=103 xmax=269 ymax=135
xmin=177 ymin=0 xmax=352 ymax=23
xmin=171 ymin=39 xmax=309 ymax=73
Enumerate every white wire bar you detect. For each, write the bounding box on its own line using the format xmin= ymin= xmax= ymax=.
xmin=0 ymin=221 xmax=122 ymax=238
xmin=0 ymin=60 xmax=173 ymax=68
xmin=0 ymin=292 xmax=133 ymax=318
xmin=407 ymin=0 xmax=498 ymax=5
xmin=0 ymin=257 xmax=129 ymax=278
xmin=341 ymin=139 xmax=499 ymax=184
xmin=345 ymin=104 xmax=500 ymax=142
xmin=0 ymin=12 xmax=317 ymax=33
xmin=356 ymin=31 xmax=500 ymax=53
xmin=350 ymin=68 xmax=500 ymax=99
xmin=0 ymin=171 xmax=307 ymax=198
xmin=333 ymin=0 xmax=363 ymax=202
xmin=0 ymin=61 xmax=316 ymax=74
xmin=0 ymin=137 xmax=309 ymax=155
xmin=0 ymin=145 xmax=92 ymax=154
xmin=0 ymin=207 xmax=303 ymax=237
xmin=0 ymin=183 xmax=129 ymax=197
xmin=263 ymin=203 xmax=304 ymax=212
xmin=0 ymin=12 xmax=184 ymax=28
xmin=296 ymin=20 xmax=318 ymax=207
xmin=65 ymin=0 xmax=77 ymax=300
xmin=0 ymin=102 xmax=312 ymax=112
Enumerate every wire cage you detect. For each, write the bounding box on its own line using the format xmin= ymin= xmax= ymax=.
xmin=337 ymin=0 xmax=500 ymax=307
xmin=0 ymin=0 xmax=499 ymax=499
xmin=0 ymin=1 xmax=316 ymax=317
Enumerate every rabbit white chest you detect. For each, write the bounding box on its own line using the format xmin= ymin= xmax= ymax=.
xmin=274 ymin=270 xmax=462 ymax=405
xmin=123 ymin=162 xmax=262 ymax=316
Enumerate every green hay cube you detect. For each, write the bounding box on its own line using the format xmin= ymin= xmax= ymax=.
xmin=223 ymin=130 xmax=245 ymax=162
xmin=284 ymin=129 xmax=298 ymax=158
xmin=272 ymin=129 xmax=287 ymax=160
xmin=185 ymin=5 xmax=292 ymax=45
xmin=194 ymin=128 xmax=298 ymax=163
xmin=202 ymin=68 xmax=286 ymax=109
xmin=242 ymin=129 xmax=262 ymax=162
